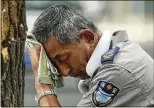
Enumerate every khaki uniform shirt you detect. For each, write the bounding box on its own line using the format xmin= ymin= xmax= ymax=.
xmin=77 ymin=31 xmax=154 ymax=107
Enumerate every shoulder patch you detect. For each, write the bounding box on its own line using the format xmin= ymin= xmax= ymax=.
xmin=101 ymin=47 xmax=120 ymax=63
xmin=92 ymin=81 xmax=120 ymax=107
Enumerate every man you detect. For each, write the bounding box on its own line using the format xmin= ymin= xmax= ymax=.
xmin=27 ymin=5 xmax=154 ymax=107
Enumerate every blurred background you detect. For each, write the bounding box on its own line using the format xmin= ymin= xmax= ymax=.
xmin=24 ymin=1 xmax=153 ymax=106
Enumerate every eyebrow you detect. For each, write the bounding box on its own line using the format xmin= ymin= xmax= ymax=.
xmin=52 ymin=51 xmax=65 ymax=59
xmin=51 ymin=49 xmax=68 ymax=59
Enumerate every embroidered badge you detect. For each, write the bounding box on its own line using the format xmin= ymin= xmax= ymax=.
xmin=101 ymin=47 xmax=120 ymax=63
xmin=92 ymin=81 xmax=120 ymax=107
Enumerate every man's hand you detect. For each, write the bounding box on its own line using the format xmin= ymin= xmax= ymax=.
xmin=27 ymin=45 xmax=41 ymax=77
xmin=27 ymin=44 xmax=52 ymax=93
xmin=27 ymin=45 xmax=61 ymax=107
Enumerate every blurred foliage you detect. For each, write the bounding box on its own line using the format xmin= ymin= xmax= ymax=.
xmin=26 ymin=1 xmax=83 ymax=12
xmin=26 ymin=1 xmax=153 ymax=23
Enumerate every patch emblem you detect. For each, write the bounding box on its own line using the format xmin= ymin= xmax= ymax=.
xmin=101 ymin=47 xmax=120 ymax=63
xmin=92 ymin=81 xmax=120 ymax=107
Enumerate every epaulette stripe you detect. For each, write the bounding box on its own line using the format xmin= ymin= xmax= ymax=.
xmin=101 ymin=47 xmax=120 ymax=64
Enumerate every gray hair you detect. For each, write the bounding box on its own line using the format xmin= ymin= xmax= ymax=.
xmin=32 ymin=4 xmax=99 ymax=44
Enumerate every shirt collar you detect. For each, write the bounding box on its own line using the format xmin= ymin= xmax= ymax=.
xmin=86 ymin=30 xmax=113 ymax=77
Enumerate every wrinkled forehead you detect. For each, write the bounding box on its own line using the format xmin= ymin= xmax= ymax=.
xmin=43 ymin=37 xmax=65 ymax=55
xmin=43 ymin=36 xmax=80 ymax=58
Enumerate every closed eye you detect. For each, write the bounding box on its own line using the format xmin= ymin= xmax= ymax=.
xmin=57 ymin=55 xmax=68 ymax=63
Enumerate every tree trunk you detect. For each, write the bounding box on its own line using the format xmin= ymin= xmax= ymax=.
xmin=1 ymin=0 xmax=27 ymax=107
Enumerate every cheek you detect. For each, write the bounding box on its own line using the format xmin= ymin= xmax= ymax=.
xmin=67 ymin=43 xmax=90 ymax=72
xmin=68 ymin=51 xmax=87 ymax=71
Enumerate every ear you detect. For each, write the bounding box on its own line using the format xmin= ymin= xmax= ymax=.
xmin=79 ymin=29 xmax=95 ymax=43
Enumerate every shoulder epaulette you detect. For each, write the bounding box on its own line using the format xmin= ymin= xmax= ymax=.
xmin=101 ymin=47 xmax=120 ymax=64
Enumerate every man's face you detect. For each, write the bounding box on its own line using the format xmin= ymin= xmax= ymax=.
xmin=43 ymin=37 xmax=92 ymax=80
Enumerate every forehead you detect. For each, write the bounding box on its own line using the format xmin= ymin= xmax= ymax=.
xmin=43 ymin=37 xmax=80 ymax=58
xmin=43 ymin=37 xmax=65 ymax=55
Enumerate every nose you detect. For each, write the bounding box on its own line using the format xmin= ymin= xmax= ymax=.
xmin=58 ymin=63 xmax=71 ymax=76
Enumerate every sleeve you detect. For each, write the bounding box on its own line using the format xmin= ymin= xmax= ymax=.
xmin=77 ymin=63 xmax=133 ymax=107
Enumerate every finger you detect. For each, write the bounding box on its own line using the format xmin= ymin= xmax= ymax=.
xmin=27 ymin=47 xmax=35 ymax=59
xmin=36 ymin=44 xmax=41 ymax=52
xmin=35 ymin=45 xmax=41 ymax=61
xmin=27 ymin=47 xmax=37 ymax=64
xmin=27 ymin=47 xmax=38 ymax=72
xmin=27 ymin=46 xmax=35 ymax=55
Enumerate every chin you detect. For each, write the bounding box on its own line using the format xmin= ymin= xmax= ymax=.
xmin=72 ymin=70 xmax=90 ymax=80
xmin=78 ymin=75 xmax=90 ymax=80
